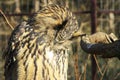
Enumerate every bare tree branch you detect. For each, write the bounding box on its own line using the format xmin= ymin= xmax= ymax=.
xmin=0 ymin=9 xmax=14 ymax=30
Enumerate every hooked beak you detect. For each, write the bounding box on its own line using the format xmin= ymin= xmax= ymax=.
xmin=72 ymin=30 xmax=86 ymax=39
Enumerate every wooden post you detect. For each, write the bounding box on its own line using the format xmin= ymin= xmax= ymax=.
xmin=34 ymin=0 xmax=40 ymax=12
xmin=91 ymin=0 xmax=97 ymax=80
xmin=15 ymin=0 xmax=21 ymax=13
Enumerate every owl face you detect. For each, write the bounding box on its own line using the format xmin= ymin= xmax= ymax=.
xmin=31 ymin=4 xmax=79 ymax=43
xmin=54 ymin=13 xmax=79 ymax=43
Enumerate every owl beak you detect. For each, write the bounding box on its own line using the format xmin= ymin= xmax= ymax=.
xmin=73 ymin=31 xmax=81 ymax=37
xmin=72 ymin=31 xmax=86 ymax=38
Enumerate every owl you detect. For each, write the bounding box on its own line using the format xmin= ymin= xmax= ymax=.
xmin=3 ymin=4 xmax=79 ymax=80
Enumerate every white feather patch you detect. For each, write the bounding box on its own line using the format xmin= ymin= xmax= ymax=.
xmin=45 ymin=47 xmax=54 ymax=62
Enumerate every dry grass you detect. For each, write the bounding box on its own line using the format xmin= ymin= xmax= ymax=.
xmin=0 ymin=53 xmax=5 ymax=80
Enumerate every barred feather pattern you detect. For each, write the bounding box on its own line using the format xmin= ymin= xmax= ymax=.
xmin=3 ymin=4 xmax=79 ymax=80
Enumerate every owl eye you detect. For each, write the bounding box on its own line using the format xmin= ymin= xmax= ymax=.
xmin=54 ymin=20 xmax=68 ymax=31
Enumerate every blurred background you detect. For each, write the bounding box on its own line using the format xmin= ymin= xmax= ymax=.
xmin=0 ymin=0 xmax=120 ymax=80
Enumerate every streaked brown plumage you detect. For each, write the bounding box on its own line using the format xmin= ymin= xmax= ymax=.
xmin=3 ymin=4 xmax=79 ymax=80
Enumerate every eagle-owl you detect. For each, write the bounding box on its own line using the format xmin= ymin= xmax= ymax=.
xmin=3 ymin=3 xmax=79 ymax=80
